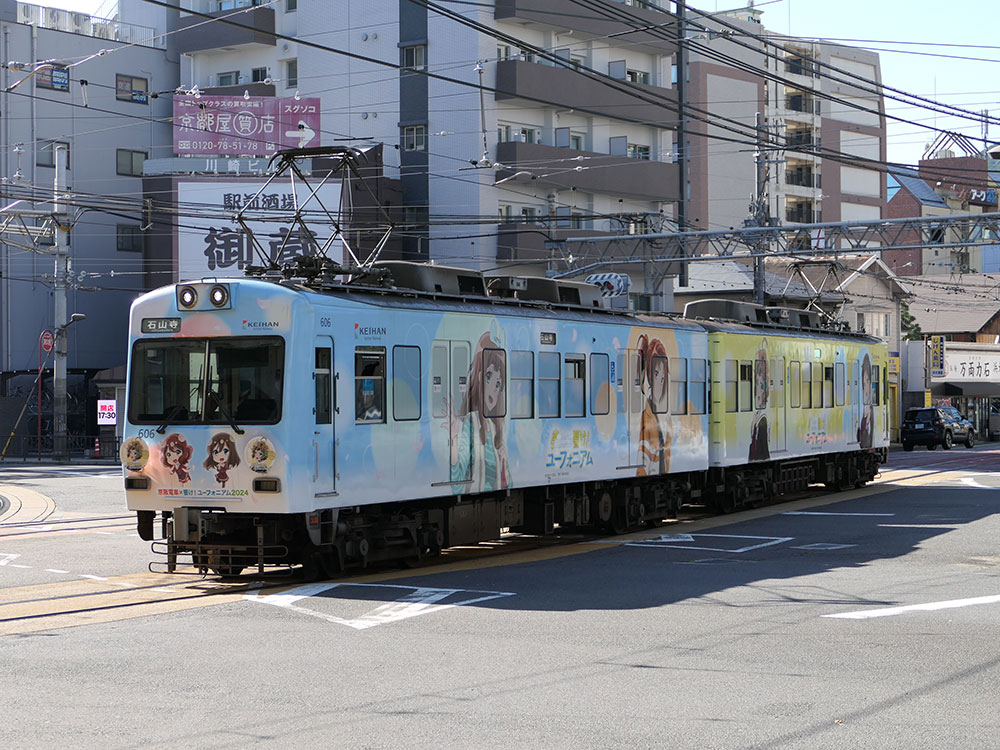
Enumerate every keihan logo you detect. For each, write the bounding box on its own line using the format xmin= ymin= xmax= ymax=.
xmin=242 ymin=320 xmax=280 ymax=330
xmin=355 ymin=323 xmax=387 ymax=337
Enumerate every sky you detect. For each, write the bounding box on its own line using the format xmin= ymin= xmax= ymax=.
xmin=36 ymin=0 xmax=998 ymax=168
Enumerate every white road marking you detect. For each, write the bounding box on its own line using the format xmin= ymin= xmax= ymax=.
xmin=961 ymin=477 xmax=999 ymax=490
xmin=782 ymin=511 xmax=894 ymax=517
xmin=79 ymin=574 xmax=108 ymax=581
xmin=792 ymin=543 xmax=858 ymax=551
xmin=10 ymin=564 xmax=31 ymax=569
xmin=150 ymin=588 xmax=176 ymax=593
xmin=93 ymin=531 xmax=114 ymax=535
xmin=45 ymin=569 xmax=69 ymax=574
xmin=245 ymin=583 xmax=516 ymax=630
xmin=624 ymin=533 xmax=794 ymax=554
xmin=0 ymin=553 xmax=20 ymax=566
xmin=825 ymin=594 xmax=1000 ymax=620
xmin=652 ymin=533 xmax=695 ymax=543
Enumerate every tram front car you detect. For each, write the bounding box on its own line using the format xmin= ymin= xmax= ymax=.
xmin=123 ymin=279 xmax=316 ymax=575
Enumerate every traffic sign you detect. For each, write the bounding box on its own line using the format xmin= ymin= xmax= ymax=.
xmin=40 ymin=330 xmax=53 ymax=353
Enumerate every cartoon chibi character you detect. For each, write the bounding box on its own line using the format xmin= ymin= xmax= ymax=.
xmin=161 ymin=433 xmax=193 ymax=484
xmin=858 ymin=354 xmax=873 ymax=449
xmin=247 ymin=437 xmax=274 ymax=474
xmin=636 ymin=334 xmax=670 ymax=476
xmin=122 ymin=437 xmax=148 ymax=473
xmin=447 ymin=331 xmax=509 ymax=493
xmin=203 ymin=432 xmax=241 ymax=487
xmin=749 ymin=342 xmax=771 ymax=461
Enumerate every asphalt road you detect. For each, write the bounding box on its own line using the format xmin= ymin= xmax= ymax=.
xmin=2 ymin=448 xmax=1000 ymax=749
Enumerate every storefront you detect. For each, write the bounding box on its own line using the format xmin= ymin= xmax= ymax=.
xmin=927 ymin=340 xmax=1000 ymax=439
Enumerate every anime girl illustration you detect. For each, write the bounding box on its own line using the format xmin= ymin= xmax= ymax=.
xmin=636 ymin=334 xmax=670 ymax=476
xmin=749 ymin=341 xmax=771 ymax=461
xmin=160 ymin=433 xmax=193 ymax=484
xmin=122 ymin=437 xmax=148 ymax=473
xmin=858 ymin=353 xmax=873 ymax=449
xmin=203 ymin=432 xmax=241 ymax=487
xmin=246 ymin=436 xmax=275 ymax=474
xmin=447 ymin=331 xmax=509 ymax=492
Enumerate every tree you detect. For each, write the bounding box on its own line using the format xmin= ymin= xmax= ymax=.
xmin=901 ymin=299 xmax=922 ymax=341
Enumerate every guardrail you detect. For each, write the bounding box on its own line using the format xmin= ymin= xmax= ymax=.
xmin=1 ymin=435 xmax=122 ymax=462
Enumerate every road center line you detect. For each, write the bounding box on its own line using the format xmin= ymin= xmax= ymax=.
xmin=782 ymin=511 xmax=894 ymax=517
xmin=825 ymin=594 xmax=1000 ymax=619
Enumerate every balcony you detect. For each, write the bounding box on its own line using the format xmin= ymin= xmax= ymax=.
xmin=785 ymin=204 xmax=820 ymax=224
xmin=201 ymin=82 xmax=276 ymax=97
xmin=495 ymin=142 xmax=678 ymax=202
xmin=496 ymin=0 xmax=677 ymax=55
xmin=496 ymin=60 xmax=677 ymax=127
xmin=785 ymin=169 xmax=819 ymax=188
xmin=175 ymin=6 xmax=274 ymax=54
xmin=17 ymin=2 xmax=164 ymax=48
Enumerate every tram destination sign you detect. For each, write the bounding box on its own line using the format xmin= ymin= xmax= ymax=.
xmin=173 ymin=95 xmax=321 ymax=156
xmin=141 ymin=318 xmax=181 ymax=334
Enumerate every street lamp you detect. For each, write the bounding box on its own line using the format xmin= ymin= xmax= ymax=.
xmin=53 ymin=312 xmax=86 ymax=460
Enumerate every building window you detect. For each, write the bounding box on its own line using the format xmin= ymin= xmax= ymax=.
xmin=402 ymin=125 xmax=427 ymax=151
xmin=116 ymin=149 xmax=146 ymax=177
xmin=217 ymin=71 xmax=239 ymax=87
xmin=37 ymin=140 xmax=69 ymax=168
xmin=627 ymin=143 xmax=650 ymax=160
xmin=570 ymin=134 xmax=583 ymax=150
xmin=285 ymin=59 xmax=298 ymax=88
xmin=116 ymin=74 xmax=148 ymax=103
xmin=626 ymin=69 xmax=650 ymax=84
xmin=286 ymin=0 xmax=296 ymax=11
xmin=402 ymin=45 xmax=426 ymax=71
xmin=251 ymin=67 xmax=268 ymax=83
xmin=116 ymin=225 xmax=143 ymax=253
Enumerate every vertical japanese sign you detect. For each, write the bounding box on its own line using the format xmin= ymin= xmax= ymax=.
xmin=930 ymin=336 xmax=945 ymax=379
xmin=173 ymin=96 xmax=321 ymax=156
xmin=176 ymin=180 xmax=342 ymax=282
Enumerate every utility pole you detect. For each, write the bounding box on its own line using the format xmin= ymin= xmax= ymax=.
xmin=675 ymin=0 xmax=688 ymax=287
xmin=748 ymin=112 xmax=771 ymax=305
xmin=52 ymin=143 xmax=69 ymax=460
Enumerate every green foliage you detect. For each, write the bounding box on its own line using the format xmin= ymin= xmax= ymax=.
xmin=901 ymin=299 xmax=922 ymax=341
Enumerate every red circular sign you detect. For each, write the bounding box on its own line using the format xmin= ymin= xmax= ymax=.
xmin=40 ymin=330 xmax=54 ymax=353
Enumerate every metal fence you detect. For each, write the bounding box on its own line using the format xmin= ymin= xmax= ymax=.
xmin=1 ymin=434 xmax=122 ymax=462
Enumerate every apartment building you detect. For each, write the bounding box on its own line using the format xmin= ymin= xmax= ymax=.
xmin=685 ymin=5 xmax=887 ymax=234
xmin=0 ymin=1 xmax=177 ymax=393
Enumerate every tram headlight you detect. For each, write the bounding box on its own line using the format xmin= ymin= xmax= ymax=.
xmin=177 ymin=285 xmax=198 ymax=309
xmin=209 ymin=284 xmax=230 ymax=308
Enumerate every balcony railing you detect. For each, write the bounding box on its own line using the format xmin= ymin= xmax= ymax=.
xmin=786 ymin=170 xmax=819 ymax=188
xmin=786 ymin=206 xmax=820 ymax=224
xmin=17 ymin=2 xmax=164 ymax=48
xmin=786 ymin=132 xmax=820 ymax=151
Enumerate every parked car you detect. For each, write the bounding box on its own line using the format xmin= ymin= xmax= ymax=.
xmin=901 ymin=406 xmax=977 ymax=451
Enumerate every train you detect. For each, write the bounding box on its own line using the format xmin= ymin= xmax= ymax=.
xmin=122 ymin=261 xmax=889 ymax=577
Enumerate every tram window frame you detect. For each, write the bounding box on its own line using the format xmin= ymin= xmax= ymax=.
xmin=564 ymin=355 xmax=586 ymax=417
xmin=689 ymin=358 xmax=707 ymax=415
xmin=789 ymin=361 xmax=800 ymax=408
xmin=590 ymin=353 xmax=610 ymax=415
xmin=771 ymin=357 xmax=784 ymax=408
xmin=650 ymin=355 xmax=670 ymax=415
xmin=823 ymin=365 xmax=834 ymax=407
xmin=314 ymin=346 xmax=332 ymax=425
xmin=725 ymin=358 xmax=738 ymax=413
xmin=538 ymin=351 xmax=561 ymax=418
xmin=510 ymin=350 xmax=534 ymax=419
xmin=481 ymin=348 xmax=507 ymax=419
xmin=873 ymin=364 xmax=881 ymax=406
xmin=392 ymin=345 xmax=422 ymax=422
xmin=811 ymin=361 xmax=823 ymax=409
xmin=834 ymin=362 xmax=845 ymax=406
xmin=355 ymin=347 xmax=386 ymax=424
xmin=801 ymin=361 xmax=812 ymax=408
xmin=739 ymin=360 xmax=752 ymax=413
xmin=753 ymin=356 xmax=767 ymax=411
xmin=670 ymin=357 xmax=687 ymax=415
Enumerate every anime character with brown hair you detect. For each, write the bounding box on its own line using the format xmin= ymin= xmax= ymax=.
xmin=858 ymin=353 xmax=873 ymax=449
xmin=161 ymin=433 xmax=193 ymax=484
xmin=122 ymin=437 xmax=148 ymax=473
xmin=749 ymin=341 xmax=771 ymax=461
xmin=203 ymin=432 xmax=241 ymax=487
xmin=637 ymin=334 xmax=670 ymax=476
xmin=447 ymin=331 xmax=509 ymax=492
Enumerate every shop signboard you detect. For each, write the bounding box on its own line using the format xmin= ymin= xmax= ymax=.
xmin=930 ymin=336 xmax=945 ymax=379
xmin=173 ymin=95 xmax=321 ymax=156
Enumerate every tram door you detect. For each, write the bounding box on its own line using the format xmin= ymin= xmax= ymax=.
xmin=849 ymin=360 xmax=860 ymax=443
xmin=431 ymin=340 xmax=473 ymax=487
xmin=313 ymin=336 xmax=335 ymax=495
xmin=623 ymin=349 xmax=644 ymax=468
xmin=772 ymin=357 xmax=786 ymax=452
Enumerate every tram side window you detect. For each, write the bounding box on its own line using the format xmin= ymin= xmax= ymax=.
xmin=872 ymin=364 xmax=881 ymax=406
xmin=689 ymin=358 xmax=706 ymax=414
xmin=564 ymin=356 xmax=585 ymax=417
xmin=670 ymin=357 xmax=687 ymax=415
xmin=823 ymin=365 xmax=834 ymax=408
xmin=481 ymin=348 xmax=506 ymax=419
xmin=801 ymin=362 xmax=812 ymax=408
xmin=314 ymin=347 xmax=331 ymax=425
xmin=789 ymin=361 xmax=800 ymax=408
xmin=725 ymin=359 xmax=738 ymax=413
xmin=393 ymin=346 xmax=421 ymax=421
xmin=355 ymin=347 xmax=386 ymax=423
xmin=812 ymin=362 xmax=823 ymax=409
xmin=739 ymin=361 xmax=752 ymax=412
xmin=835 ymin=362 xmax=845 ymax=406
xmin=590 ymin=353 xmax=610 ymax=415
xmin=511 ymin=350 xmax=534 ymax=419
xmin=538 ymin=351 xmax=561 ymax=418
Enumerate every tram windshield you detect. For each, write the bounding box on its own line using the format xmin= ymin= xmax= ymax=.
xmin=129 ymin=337 xmax=284 ymax=425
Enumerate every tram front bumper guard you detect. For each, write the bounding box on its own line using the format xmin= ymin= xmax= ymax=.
xmin=150 ymin=539 xmax=290 ymax=576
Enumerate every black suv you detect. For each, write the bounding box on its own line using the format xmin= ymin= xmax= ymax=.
xmin=901 ymin=406 xmax=976 ymax=451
